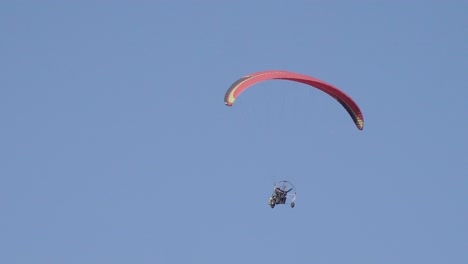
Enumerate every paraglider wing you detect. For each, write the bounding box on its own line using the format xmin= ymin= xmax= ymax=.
xmin=224 ymin=70 xmax=364 ymax=130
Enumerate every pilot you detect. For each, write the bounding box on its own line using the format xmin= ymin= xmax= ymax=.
xmin=275 ymin=188 xmax=287 ymax=203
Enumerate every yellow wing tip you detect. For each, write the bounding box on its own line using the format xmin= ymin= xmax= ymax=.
xmin=357 ymin=119 xmax=364 ymax=130
xmin=225 ymin=94 xmax=236 ymax=106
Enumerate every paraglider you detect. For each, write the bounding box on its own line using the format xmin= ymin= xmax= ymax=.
xmin=224 ymin=70 xmax=364 ymax=130
xmin=223 ymin=70 xmax=364 ymax=210
xmin=269 ymin=181 xmax=296 ymax=208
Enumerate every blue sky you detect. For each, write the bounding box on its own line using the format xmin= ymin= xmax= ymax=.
xmin=1 ymin=1 xmax=467 ymax=263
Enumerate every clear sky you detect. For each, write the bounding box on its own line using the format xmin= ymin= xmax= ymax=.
xmin=1 ymin=1 xmax=467 ymax=263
